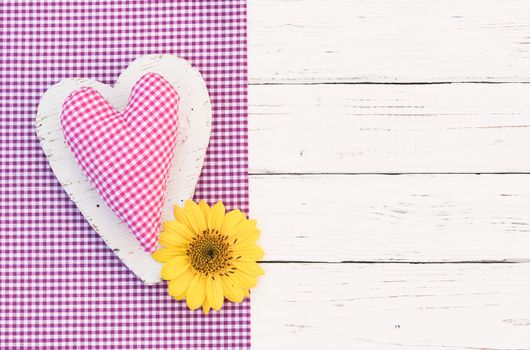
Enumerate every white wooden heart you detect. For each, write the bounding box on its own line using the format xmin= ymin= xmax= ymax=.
xmin=36 ymin=55 xmax=212 ymax=284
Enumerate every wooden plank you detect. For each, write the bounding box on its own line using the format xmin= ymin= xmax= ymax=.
xmin=249 ymin=83 xmax=530 ymax=174
xmin=249 ymin=0 xmax=530 ymax=83
xmin=252 ymin=263 xmax=530 ymax=349
xmin=250 ymin=174 xmax=530 ymax=262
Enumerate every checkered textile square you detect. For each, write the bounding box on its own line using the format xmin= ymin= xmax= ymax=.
xmin=0 ymin=1 xmax=250 ymax=349
xmin=61 ymin=73 xmax=180 ymax=253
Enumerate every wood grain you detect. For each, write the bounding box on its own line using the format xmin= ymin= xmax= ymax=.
xmin=247 ymin=1 xmax=530 ymax=347
xmin=249 ymin=83 xmax=530 ymax=174
xmin=251 ymin=174 xmax=530 ymax=262
xmin=249 ymin=0 xmax=530 ymax=83
xmin=252 ymin=262 xmax=530 ymax=349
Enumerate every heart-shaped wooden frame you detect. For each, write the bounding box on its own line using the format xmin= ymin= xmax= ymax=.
xmin=36 ymin=55 xmax=212 ymax=284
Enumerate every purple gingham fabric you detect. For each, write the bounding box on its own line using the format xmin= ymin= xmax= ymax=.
xmin=0 ymin=1 xmax=250 ymax=349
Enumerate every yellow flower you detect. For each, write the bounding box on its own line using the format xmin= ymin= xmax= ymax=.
xmin=152 ymin=199 xmax=264 ymax=314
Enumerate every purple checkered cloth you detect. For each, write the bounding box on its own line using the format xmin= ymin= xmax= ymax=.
xmin=0 ymin=1 xmax=250 ymax=349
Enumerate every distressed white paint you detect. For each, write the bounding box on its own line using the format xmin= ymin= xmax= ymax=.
xmin=247 ymin=1 xmax=530 ymax=346
xmin=249 ymin=0 xmax=530 ymax=83
xmin=250 ymin=174 xmax=530 ymax=262
xmin=36 ymin=55 xmax=212 ymax=284
xmin=252 ymin=263 xmax=530 ymax=349
xmin=249 ymin=83 xmax=530 ymax=174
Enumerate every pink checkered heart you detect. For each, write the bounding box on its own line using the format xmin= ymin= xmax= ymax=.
xmin=61 ymin=73 xmax=180 ymax=253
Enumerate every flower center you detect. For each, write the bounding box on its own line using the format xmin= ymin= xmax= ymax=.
xmin=186 ymin=229 xmax=233 ymax=276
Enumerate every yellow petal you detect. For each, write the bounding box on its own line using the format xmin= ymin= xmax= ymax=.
xmin=233 ymin=260 xmax=265 ymax=277
xmin=163 ymin=221 xmax=195 ymax=240
xmin=233 ymin=270 xmax=258 ymax=289
xmin=220 ymin=275 xmax=245 ymax=303
xmin=168 ymin=268 xmax=195 ymax=300
xmin=208 ymin=201 xmax=225 ymax=231
xmin=233 ymin=244 xmax=265 ymax=261
xmin=186 ymin=273 xmax=207 ymax=310
xmin=202 ymin=297 xmax=211 ymax=315
xmin=229 ymin=220 xmax=258 ymax=242
xmin=206 ymin=276 xmax=224 ymax=311
xmin=198 ymin=200 xmax=210 ymax=221
xmin=161 ymin=255 xmax=190 ymax=280
xmin=238 ymin=229 xmax=260 ymax=245
xmin=152 ymin=248 xmax=181 ymax=263
xmin=174 ymin=203 xmax=195 ymax=232
xmin=185 ymin=200 xmax=207 ymax=234
xmin=159 ymin=231 xmax=188 ymax=249
xmin=220 ymin=209 xmax=245 ymax=237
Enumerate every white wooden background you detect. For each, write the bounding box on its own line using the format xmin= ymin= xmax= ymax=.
xmin=248 ymin=0 xmax=530 ymax=348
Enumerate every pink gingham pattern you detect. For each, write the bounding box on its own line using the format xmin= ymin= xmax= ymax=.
xmin=61 ymin=73 xmax=180 ymax=253
xmin=0 ymin=1 xmax=250 ymax=349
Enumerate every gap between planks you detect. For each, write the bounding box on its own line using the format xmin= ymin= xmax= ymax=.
xmin=249 ymin=81 xmax=530 ymax=86
xmin=251 ymin=172 xmax=530 ymax=175
xmin=260 ymin=260 xmax=526 ymax=264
